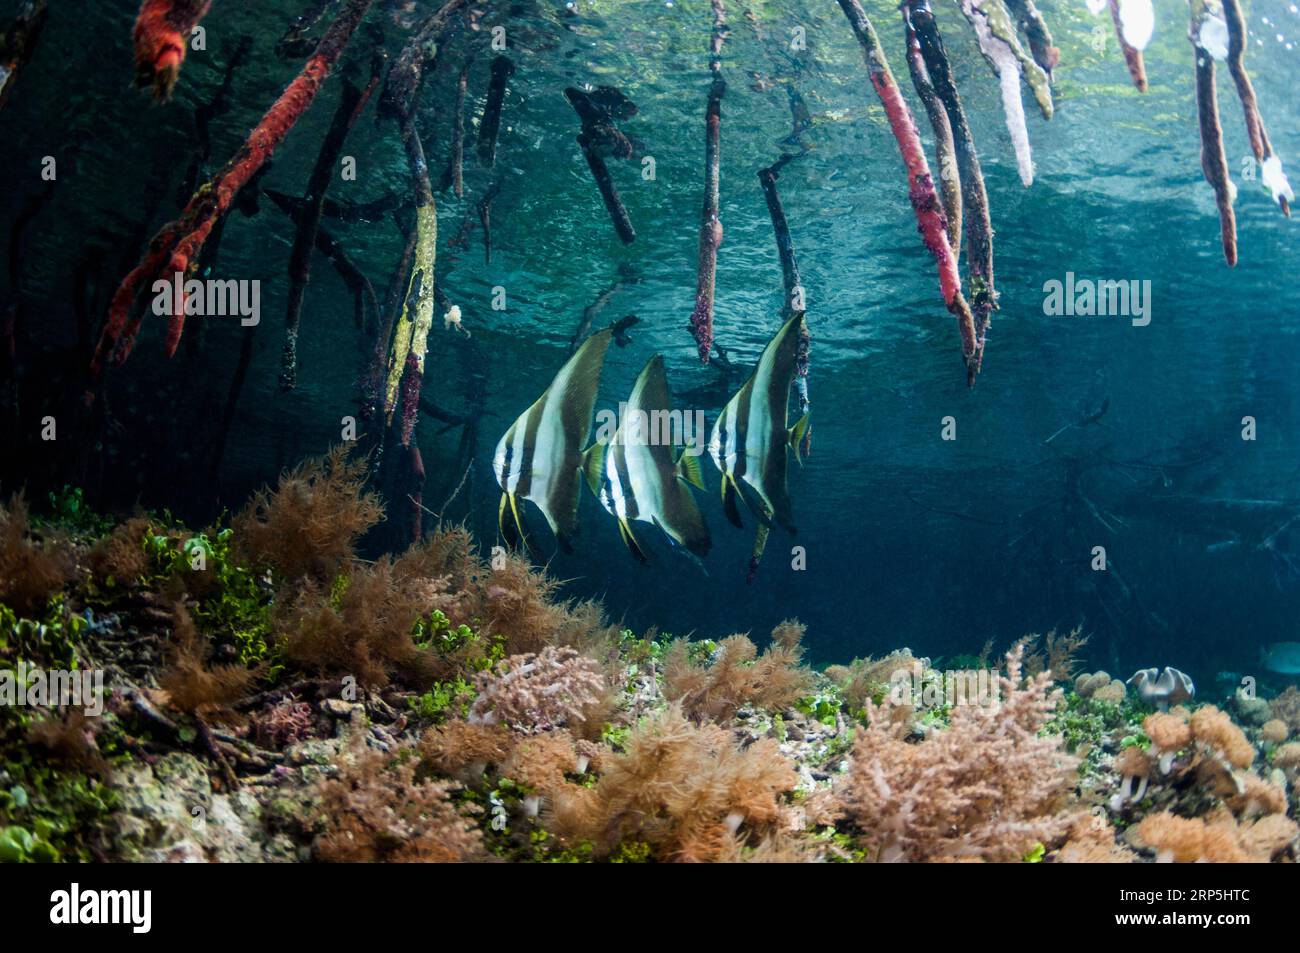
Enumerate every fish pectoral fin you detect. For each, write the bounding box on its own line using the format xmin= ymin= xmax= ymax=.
xmin=617 ymin=517 xmax=649 ymax=564
xmin=581 ymin=443 xmax=606 ymax=497
xmin=675 ymin=448 xmax=706 ymax=491
xmin=787 ymin=411 xmax=811 ymax=467
xmin=721 ymin=473 xmax=744 ymax=529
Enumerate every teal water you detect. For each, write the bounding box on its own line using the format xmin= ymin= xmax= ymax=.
xmin=2 ymin=0 xmax=1298 ymax=684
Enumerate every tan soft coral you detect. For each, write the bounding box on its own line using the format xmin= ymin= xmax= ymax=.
xmin=1273 ymin=742 xmax=1300 ymax=774
xmin=1271 ymin=687 xmax=1300 ymax=735
xmin=549 ymin=705 xmax=797 ymax=861
xmin=1017 ymin=627 xmax=1089 ymax=681
xmin=663 ymin=621 xmax=814 ymax=723
xmin=1132 ymin=809 xmax=1297 ymax=863
xmin=836 ymin=645 xmax=1077 ymax=862
xmin=272 ymin=558 xmax=454 ymax=689
xmin=1132 ymin=812 xmax=1250 ymax=862
xmin=86 ymin=516 xmax=152 ymax=587
xmin=468 ymin=646 xmax=609 ymax=733
xmin=158 ymin=603 xmax=256 ymax=719
xmin=1144 ymin=711 xmax=1192 ymax=775
xmin=1056 ymin=816 xmax=1137 ymax=863
xmin=419 ymin=720 xmax=514 ymax=781
xmin=1260 ymin=719 xmax=1289 ymax=744
xmin=233 ymin=447 xmax=383 ymax=584
xmin=1190 ymin=705 xmax=1255 ymax=770
xmin=0 ymin=493 xmax=73 ymax=616
xmin=826 ymin=648 xmax=921 ymax=714
xmin=453 ymin=552 xmax=620 ymax=659
xmin=501 ymin=730 xmax=581 ymax=816
xmin=314 ymin=742 xmax=484 ymax=863
xmin=1224 ymin=771 xmax=1289 ymax=819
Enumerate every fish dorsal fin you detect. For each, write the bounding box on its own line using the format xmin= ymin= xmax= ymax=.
xmin=552 ymin=328 xmax=614 ymax=451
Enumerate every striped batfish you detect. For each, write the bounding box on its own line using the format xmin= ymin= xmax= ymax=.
xmin=707 ymin=314 xmax=810 ymax=533
xmin=588 ymin=355 xmax=710 ymax=563
xmin=493 ymin=328 xmax=612 ymax=554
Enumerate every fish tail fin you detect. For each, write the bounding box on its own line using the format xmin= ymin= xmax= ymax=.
xmin=675 ymin=448 xmax=706 ymax=491
xmin=721 ymin=473 xmax=744 ymax=529
xmin=581 ymin=443 xmax=605 ymax=497
xmin=618 ymin=517 xmax=649 ymax=563
xmin=788 ymin=411 xmax=811 ymax=467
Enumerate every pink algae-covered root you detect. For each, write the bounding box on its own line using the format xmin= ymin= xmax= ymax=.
xmin=868 ymin=69 xmax=978 ymax=370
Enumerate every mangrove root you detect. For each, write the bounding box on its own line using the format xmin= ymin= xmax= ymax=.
xmin=757 ymin=155 xmax=812 ymax=454
xmin=90 ymin=0 xmax=374 ymax=392
xmin=444 ymin=57 xmax=470 ymax=197
xmin=133 ymin=0 xmax=213 ymax=101
xmin=906 ymin=0 xmax=995 ymax=373
xmin=688 ymin=0 xmax=728 ymax=364
xmin=1109 ymin=0 xmax=1149 ymax=92
xmin=566 ymin=87 xmax=637 ymax=244
xmin=1191 ymin=1 xmax=1236 ymax=266
xmin=840 ymin=0 xmax=979 ymax=381
xmin=476 ymin=55 xmax=514 ymax=168
xmin=276 ymin=0 xmax=334 ymax=59
xmin=958 ymin=0 xmax=1053 ymax=187
xmin=383 ymin=119 xmax=438 ymax=441
xmin=280 ymin=53 xmax=383 ymax=391
xmin=379 ymin=0 xmax=468 ymax=120
xmin=1222 ymin=0 xmax=1292 ymax=216
xmin=904 ymin=16 xmax=961 ymax=254
xmin=1002 ymin=0 xmax=1059 ymax=77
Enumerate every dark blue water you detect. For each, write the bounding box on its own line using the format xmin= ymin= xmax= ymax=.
xmin=3 ymin=0 xmax=1298 ymax=684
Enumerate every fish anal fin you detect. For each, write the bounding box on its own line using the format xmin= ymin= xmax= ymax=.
xmin=721 ymin=473 xmax=744 ymax=529
xmin=618 ymin=517 xmax=649 ymax=563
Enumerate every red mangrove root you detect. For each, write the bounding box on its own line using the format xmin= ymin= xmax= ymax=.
xmin=133 ymin=0 xmax=213 ymax=101
xmin=904 ymin=16 xmax=962 ymax=255
xmin=1109 ymin=0 xmax=1148 ymax=92
xmin=89 ymin=0 xmax=373 ymax=392
xmin=689 ymin=0 xmax=728 ymax=364
xmin=840 ymin=0 xmax=979 ymax=381
xmin=1221 ymin=0 xmax=1292 ymax=216
xmin=1191 ymin=1 xmax=1237 ymax=266
xmin=906 ymin=0 xmax=995 ymax=375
